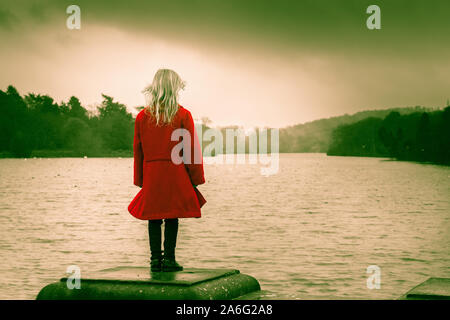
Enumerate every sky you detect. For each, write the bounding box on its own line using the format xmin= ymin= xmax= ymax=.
xmin=1 ymin=0 xmax=449 ymax=128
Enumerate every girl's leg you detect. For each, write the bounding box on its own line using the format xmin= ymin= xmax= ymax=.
xmin=162 ymin=218 xmax=183 ymax=271
xmin=163 ymin=218 xmax=178 ymax=259
xmin=148 ymin=219 xmax=163 ymax=271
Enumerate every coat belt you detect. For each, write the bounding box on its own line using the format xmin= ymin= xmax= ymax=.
xmin=145 ymin=158 xmax=172 ymax=162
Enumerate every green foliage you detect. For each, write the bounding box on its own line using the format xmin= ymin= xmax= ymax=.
xmin=279 ymin=106 xmax=435 ymax=153
xmin=328 ymin=108 xmax=450 ymax=165
xmin=0 ymin=86 xmax=136 ymax=157
xmin=1 ymin=84 xmax=448 ymax=165
xmin=63 ymin=117 xmax=95 ymax=154
xmin=327 ymin=117 xmax=388 ymax=157
xmin=96 ymin=94 xmax=134 ymax=151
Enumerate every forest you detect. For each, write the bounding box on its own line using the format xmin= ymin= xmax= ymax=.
xmin=277 ymin=106 xmax=437 ymax=153
xmin=0 ymin=85 xmax=134 ymax=158
xmin=1 ymin=85 xmax=448 ymax=165
xmin=327 ymin=107 xmax=450 ymax=165
xmin=0 ymin=85 xmax=274 ymax=158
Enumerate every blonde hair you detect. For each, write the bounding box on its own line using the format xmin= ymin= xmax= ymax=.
xmin=142 ymin=69 xmax=186 ymax=125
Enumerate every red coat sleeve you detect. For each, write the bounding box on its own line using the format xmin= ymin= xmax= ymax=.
xmin=133 ymin=115 xmax=143 ymax=187
xmin=183 ymin=110 xmax=205 ymax=186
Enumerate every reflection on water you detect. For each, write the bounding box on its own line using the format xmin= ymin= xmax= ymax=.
xmin=0 ymin=154 xmax=449 ymax=299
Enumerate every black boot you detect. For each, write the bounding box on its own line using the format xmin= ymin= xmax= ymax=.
xmin=162 ymin=218 xmax=183 ymax=272
xmin=148 ymin=220 xmax=163 ymax=272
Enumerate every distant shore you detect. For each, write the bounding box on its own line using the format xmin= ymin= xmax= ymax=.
xmin=1 ymin=151 xmax=448 ymax=167
xmin=0 ymin=150 xmax=133 ymax=158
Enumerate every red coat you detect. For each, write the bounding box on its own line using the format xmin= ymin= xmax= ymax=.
xmin=128 ymin=105 xmax=206 ymax=220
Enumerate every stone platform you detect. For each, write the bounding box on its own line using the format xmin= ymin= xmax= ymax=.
xmin=399 ymin=278 xmax=450 ymax=300
xmin=36 ymin=266 xmax=261 ymax=300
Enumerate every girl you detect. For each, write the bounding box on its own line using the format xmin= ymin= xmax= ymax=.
xmin=128 ymin=69 xmax=206 ymax=272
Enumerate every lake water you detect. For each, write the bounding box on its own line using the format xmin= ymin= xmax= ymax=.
xmin=0 ymin=154 xmax=449 ymax=299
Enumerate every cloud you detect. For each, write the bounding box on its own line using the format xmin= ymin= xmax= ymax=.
xmin=0 ymin=7 xmax=17 ymax=30
xmin=3 ymin=0 xmax=450 ymax=55
xmin=1 ymin=0 xmax=449 ymax=127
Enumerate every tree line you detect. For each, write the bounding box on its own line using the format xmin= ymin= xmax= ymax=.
xmin=278 ymin=106 xmax=436 ymax=153
xmin=2 ymin=84 xmax=448 ymax=165
xmin=0 ymin=85 xmax=274 ymax=158
xmin=327 ymin=107 xmax=450 ymax=165
xmin=0 ymin=85 xmax=134 ymax=157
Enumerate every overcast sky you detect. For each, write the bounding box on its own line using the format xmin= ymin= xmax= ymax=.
xmin=1 ymin=0 xmax=449 ymax=127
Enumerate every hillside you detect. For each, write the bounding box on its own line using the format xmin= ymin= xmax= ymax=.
xmin=0 ymin=84 xmax=442 ymax=158
xmin=278 ymin=106 xmax=437 ymax=153
xmin=327 ymin=107 xmax=450 ymax=165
